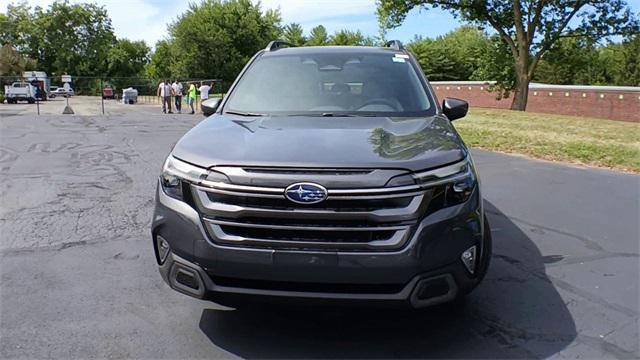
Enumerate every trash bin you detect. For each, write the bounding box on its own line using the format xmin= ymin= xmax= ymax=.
xmin=122 ymin=88 xmax=138 ymax=104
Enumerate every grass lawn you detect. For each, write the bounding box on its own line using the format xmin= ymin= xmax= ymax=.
xmin=453 ymin=108 xmax=640 ymax=173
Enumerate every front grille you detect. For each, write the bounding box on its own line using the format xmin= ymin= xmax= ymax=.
xmin=207 ymin=192 xmax=413 ymax=212
xmin=220 ymin=225 xmax=395 ymax=243
xmin=191 ymin=168 xmax=434 ymax=251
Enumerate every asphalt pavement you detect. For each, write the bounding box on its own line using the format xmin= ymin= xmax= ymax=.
xmin=0 ymin=105 xmax=638 ymax=359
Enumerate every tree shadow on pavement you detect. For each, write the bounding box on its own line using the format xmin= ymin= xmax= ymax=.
xmin=198 ymin=201 xmax=577 ymax=358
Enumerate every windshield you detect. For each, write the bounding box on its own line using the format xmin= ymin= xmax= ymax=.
xmin=224 ymin=51 xmax=435 ymax=117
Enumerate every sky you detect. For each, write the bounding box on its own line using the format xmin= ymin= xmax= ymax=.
xmin=0 ymin=0 xmax=462 ymax=47
xmin=1 ymin=0 xmax=639 ymax=48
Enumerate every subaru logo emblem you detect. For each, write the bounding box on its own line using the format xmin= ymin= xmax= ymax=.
xmin=284 ymin=182 xmax=328 ymax=204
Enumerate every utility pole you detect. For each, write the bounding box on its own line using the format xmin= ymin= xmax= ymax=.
xmin=101 ymin=79 xmax=105 ymax=115
xmin=34 ymin=74 xmax=40 ymax=115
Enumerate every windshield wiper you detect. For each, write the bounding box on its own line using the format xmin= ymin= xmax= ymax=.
xmin=225 ymin=110 xmax=266 ymax=117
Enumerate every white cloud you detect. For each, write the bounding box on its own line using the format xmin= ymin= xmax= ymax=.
xmin=261 ymin=0 xmax=374 ymax=23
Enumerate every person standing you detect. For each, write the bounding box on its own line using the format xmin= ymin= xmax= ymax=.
xmin=198 ymin=81 xmax=211 ymax=112
xmin=187 ymin=82 xmax=197 ymax=114
xmin=172 ymin=80 xmax=183 ymax=114
xmin=157 ymin=79 xmax=173 ymax=114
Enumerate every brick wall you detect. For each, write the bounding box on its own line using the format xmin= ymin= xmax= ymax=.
xmin=431 ymin=82 xmax=640 ymax=122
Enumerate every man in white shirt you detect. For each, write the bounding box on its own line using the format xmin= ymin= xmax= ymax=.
xmin=157 ymin=79 xmax=174 ymax=114
xmin=172 ymin=80 xmax=183 ymax=114
xmin=198 ymin=82 xmax=211 ymax=112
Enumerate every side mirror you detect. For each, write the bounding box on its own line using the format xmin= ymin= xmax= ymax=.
xmin=442 ymin=97 xmax=469 ymax=121
xmin=202 ymin=97 xmax=222 ymax=116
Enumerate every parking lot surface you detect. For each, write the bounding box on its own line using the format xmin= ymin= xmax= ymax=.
xmin=1 ymin=101 xmax=638 ymax=359
xmin=0 ymin=96 xmax=161 ymax=117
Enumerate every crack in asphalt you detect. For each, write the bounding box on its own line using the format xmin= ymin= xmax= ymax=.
xmin=0 ymin=236 xmax=143 ymax=256
xmin=545 ymin=252 xmax=639 ymax=268
xmin=493 ymin=253 xmax=638 ymax=319
xmin=470 ymin=287 xmax=638 ymax=359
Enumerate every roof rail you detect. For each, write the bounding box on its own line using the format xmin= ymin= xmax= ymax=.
xmin=385 ymin=40 xmax=404 ymax=51
xmin=265 ymin=40 xmax=297 ymax=52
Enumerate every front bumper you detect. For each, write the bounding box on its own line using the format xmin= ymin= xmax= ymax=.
xmin=152 ymin=180 xmax=488 ymax=308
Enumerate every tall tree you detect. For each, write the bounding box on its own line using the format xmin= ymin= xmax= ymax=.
xmin=470 ymin=34 xmax=517 ymax=98
xmin=145 ymin=40 xmax=174 ymax=79
xmin=307 ymin=25 xmax=329 ymax=46
xmin=330 ymin=29 xmax=376 ymax=46
xmin=1 ymin=2 xmax=40 ymax=61
xmin=378 ymin=0 xmax=639 ymax=110
xmin=597 ymin=35 xmax=640 ymax=86
xmin=283 ymin=23 xmax=306 ymax=46
xmin=107 ymin=39 xmax=150 ymax=78
xmin=532 ymin=37 xmax=599 ymax=85
xmin=408 ymin=26 xmax=490 ymax=80
xmin=0 ymin=44 xmax=25 ymax=76
xmin=1 ymin=1 xmax=116 ymax=76
xmin=166 ymin=0 xmax=281 ymax=84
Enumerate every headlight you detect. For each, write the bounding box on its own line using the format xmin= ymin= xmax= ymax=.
xmin=413 ymin=156 xmax=477 ymax=206
xmin=160 ymin=156 xmax=228 ymax=200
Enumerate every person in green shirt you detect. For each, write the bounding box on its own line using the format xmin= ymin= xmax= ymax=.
xmin=187 ymin=82 xmax=197 ymax=114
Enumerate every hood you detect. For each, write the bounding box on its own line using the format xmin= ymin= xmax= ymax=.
xmin=171 ymin=114 xmax=466 ymax=172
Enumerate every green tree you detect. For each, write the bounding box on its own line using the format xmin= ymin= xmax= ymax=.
xmin=1 ymin=1 xmax=116 ymax=76
xmin=378 ymin=0 xmax=639 ymax=111
xmin=283 ymin=23 xmax=306 ymax=46
xmin=408 ymin=37 xmax=456 ymax=80
xmin=470 ymin=35 xmax=517 ymax=99
xmin=165 ymin=0 xmax=281 ymax=84
xmin=617 ymin=35 xmax=640 ymax=86
xmin=107 ymin=39 xmax=150 ymax=78
xmin=533 ymin=38 xmax=599 ymax=85
xmin=39 ymin=1 xmax=115 ymax=76
xmin=596 ymin=35 xmax=640 ymax=86
xmin=1 ymin=2 xmax=41 ymax=61
xmin=407 ymin=26 xmax=490 ymax=81
xmin=0 ymin=44 xmax=25 ymax=76
xmin=330 ymin=29 xmax=375 ymax=46
xmin=306 ymin=25 xmax=329 ymax=46
xmin=145 ymin=40 xmax=174 ymax=79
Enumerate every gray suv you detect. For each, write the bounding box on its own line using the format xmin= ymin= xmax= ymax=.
xmin=152 ymin=40 xmax=492 ymax=308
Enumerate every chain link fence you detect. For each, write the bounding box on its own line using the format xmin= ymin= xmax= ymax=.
xmin=0 ymin=75 xmax=228 ymax=116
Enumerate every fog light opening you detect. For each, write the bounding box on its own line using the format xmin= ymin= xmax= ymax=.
xmin=461 ymin=245 xmax=477 ymax=274
xmin=157 ymin=235 xmax=170 ymax=264
xmin=175 ymin=268 xmax=200 ymax=290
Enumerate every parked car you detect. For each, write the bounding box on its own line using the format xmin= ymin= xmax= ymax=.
xmin=102 ymin=86 xmax=115 ymax=99
xmin=152 ymin=40 xmax=491 ymax=309
xmin=5 ymin=82 xmax=36 ymax=104
xmin=49 ymin=87 xmax=74 ymax=98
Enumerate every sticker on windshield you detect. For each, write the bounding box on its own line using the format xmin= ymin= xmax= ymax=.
xmin=394 ymin=54 xmax=410 ymax=59
xmin=392 ymin=57 xmax=406 ymax=63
